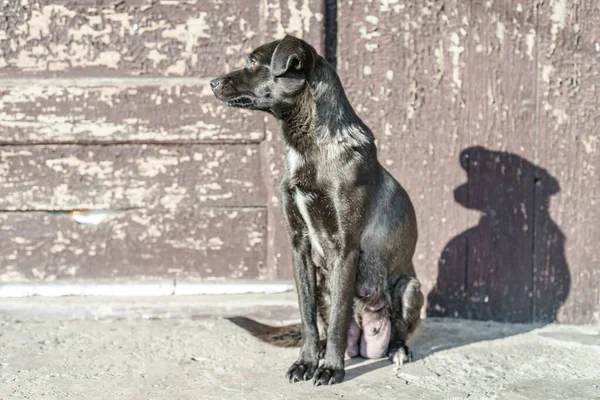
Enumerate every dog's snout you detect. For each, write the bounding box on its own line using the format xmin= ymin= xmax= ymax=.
xmin=210 ymin=78 xmax=221 ymax=90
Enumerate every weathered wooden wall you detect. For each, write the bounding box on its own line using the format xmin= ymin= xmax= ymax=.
xmin=0 ymin=0 xmax=323 ymax=283
xmin=337 ymin=0 xmax=599 ymax=325
xmin=0 ymin=1 xmax=598 ymax=324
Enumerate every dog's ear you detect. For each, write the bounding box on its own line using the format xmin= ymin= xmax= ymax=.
xmin=270 ymin=35 xmax=316 ymax=77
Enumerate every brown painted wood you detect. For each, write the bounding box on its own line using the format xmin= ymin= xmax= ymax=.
xmin=0 ymin=0 xmax=262 ymax=77
xmin=535 ymin=0 xmax=600 ymax=324
xmin=458 ymin=2 xmax=539 ymax=323
xmin=0 ymin=83 xmax=264 ymax=144
xmin=0 ymin=144 xmax=266 ymax=210
xmin=0 ymin=0 xmax=597 ymax=325
xmin=337 ymin=1 xmax=471 ymax=316
xmin=336 ymin=1 xmax=595 ymax=324
xmin=0 ymin=0 xmax=327 ymax=283
xmin=0 ymin=207 xmax=267 ymax=280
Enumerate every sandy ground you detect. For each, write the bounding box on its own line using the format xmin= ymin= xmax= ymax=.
xmin=1 ymin=293 xmax=599 ymax=400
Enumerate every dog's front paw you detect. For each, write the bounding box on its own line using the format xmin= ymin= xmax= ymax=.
xmin=388 ymin=344 xmax=412 ymax=366
xmin=286 ymin=361 xmax=317 ymax=383
xmin=313 ymin=365 xmax=345 ymax=386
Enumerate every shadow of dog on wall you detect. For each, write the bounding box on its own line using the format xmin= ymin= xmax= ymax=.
xmin=427 ymin=146 xmax=570 ymax=324
xmin=348 ymin=146 xmax=571 ymax=377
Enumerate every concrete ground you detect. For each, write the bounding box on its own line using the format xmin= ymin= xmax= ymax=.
xmin=1 ymin=293 xmax=599 ymax=400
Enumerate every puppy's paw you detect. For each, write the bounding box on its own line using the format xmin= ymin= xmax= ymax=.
xmin=388 ymin=344 xmax=412 ymax=367
xmin=286 ymin=361 xmax=317 ymax=383
xmin=313 ymin=365 xmax=345 ymax=386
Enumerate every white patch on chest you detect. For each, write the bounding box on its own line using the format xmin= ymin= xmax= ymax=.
xmin=294 ymin=189 xmax=325 ymax=257
xmin=286 ymin=147 xmax=304 ymax=175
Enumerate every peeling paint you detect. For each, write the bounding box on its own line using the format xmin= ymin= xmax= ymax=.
xmin=0 ymin=81 xmax=264 ymax=143
xmin=270 ymin=0 xmax=314 ymax=40
xmin=365 ymin=15 xmax=379 ymax=25
xmin=365 ymin=43 xmax=378 ymax=52
xmin=542 ymin=65 xmax=554 ymax=84
xmin=581 ymin=136 xmax=598 ymax=154
xmin=550 ymin=0 xmax=568 ymax=51
xmin=449 ymin=32 xmax=464 ymax=90
xmin=496 ymin=22 xmax=505 ymax=46
xmin=0 ymin=208 xmax=267 ymax=281
xmin=1 ymin=2 xmax=259 ymax=76
xmin=0 ymin=145 xmax=266 ymax=210
xmin=551 ymin=108 xmax=569 ymax=125
xmin=288 ymin=0 xmax=314 ymax=34
xmin=525 ymin=29 xmax=536 ymax=60
xmin=162 ymin=12 xmax=211 ymax=49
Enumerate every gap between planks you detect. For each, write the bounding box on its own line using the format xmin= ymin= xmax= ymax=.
xmin=0 ymin=77 xmax=213 ymax=88
xmin=0 ymin=206 xmax=267 ymax=213
xmin=0 ymin=140 xmax=265 ymax=146
xmin=0 ymin=279 xmax=295 ymax=298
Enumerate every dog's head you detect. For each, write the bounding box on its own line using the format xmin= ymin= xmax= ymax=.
xmin=210 ymin=35 xmax=317 ymax=113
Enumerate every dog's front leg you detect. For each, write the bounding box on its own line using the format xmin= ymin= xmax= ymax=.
xmin=313 ymin=247 xmax=359 ymax=386
xmin=282 ymin=190 xmax=320 ymax=383
xmin=286 ymin=244 xmax=319 ymax=382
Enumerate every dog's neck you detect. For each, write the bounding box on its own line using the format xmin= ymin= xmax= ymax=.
xmin=275 ymin=57 xmax=375 ymax=154
xmin=275 ymin=88 xmax=315 ymax=150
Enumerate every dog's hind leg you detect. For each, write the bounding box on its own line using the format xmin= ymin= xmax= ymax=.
xmin=387 ymin=273 xmax=424 ymax=366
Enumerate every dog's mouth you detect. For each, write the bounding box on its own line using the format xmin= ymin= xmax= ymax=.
xmin=220 ymin=95 xmax=255 ymax=108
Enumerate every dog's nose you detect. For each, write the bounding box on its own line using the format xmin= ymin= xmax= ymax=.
xmin=210 ymin=78 xmax=221 ymax=90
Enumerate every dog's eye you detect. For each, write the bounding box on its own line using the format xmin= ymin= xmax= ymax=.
xmin=248 ymin=59 xmax=258 ymax=70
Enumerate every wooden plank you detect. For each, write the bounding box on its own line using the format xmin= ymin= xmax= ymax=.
xmin=337 ymin=1 xmax=470 ymax=316
xmin=0 ymin=81 xmax=264 ymax=143
xmin=535 ymin=0 xmax=600 ymax=324
xmin=455 ymin=1 xmax=539 ymax=323
xmin=0 ymin=0 xmax=262 ymax=77
xmin=0 ymin=207 xmax=267 ymax=280
xmin=0 ymin=144 xmax=266 ymax=210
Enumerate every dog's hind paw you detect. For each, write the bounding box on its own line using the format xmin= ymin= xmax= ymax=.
xmin=388 ymin=344 xmax=412 ymax=367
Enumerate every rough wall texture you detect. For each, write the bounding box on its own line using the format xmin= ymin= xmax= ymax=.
xmin=0 ymin=81 xmax=265 ymax=144
xmin=0 ymin=208 xmax=267 ymax=281
xmin=0 ymin=0 xmax=324 ymax=282
xmin=0 ymin=0 xmax=598 ymax=324
xmin=534 ymin=0 xmax=600 ymax=324
xmin=0 ymin=144 xmax=266 ymax=209
xmin=337 ymin=0 xmax=599 ymax=325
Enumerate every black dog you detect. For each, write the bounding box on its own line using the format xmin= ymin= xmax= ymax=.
xmin=211 ymin=35 xmax=423 ymax=386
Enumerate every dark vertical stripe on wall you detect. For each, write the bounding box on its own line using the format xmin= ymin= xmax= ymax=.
xmin=324 ymin=0 xmax=337 ymax=69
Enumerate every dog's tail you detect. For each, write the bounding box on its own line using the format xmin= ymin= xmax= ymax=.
xmin=227 ymin=316 xmax=303 ymax=347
